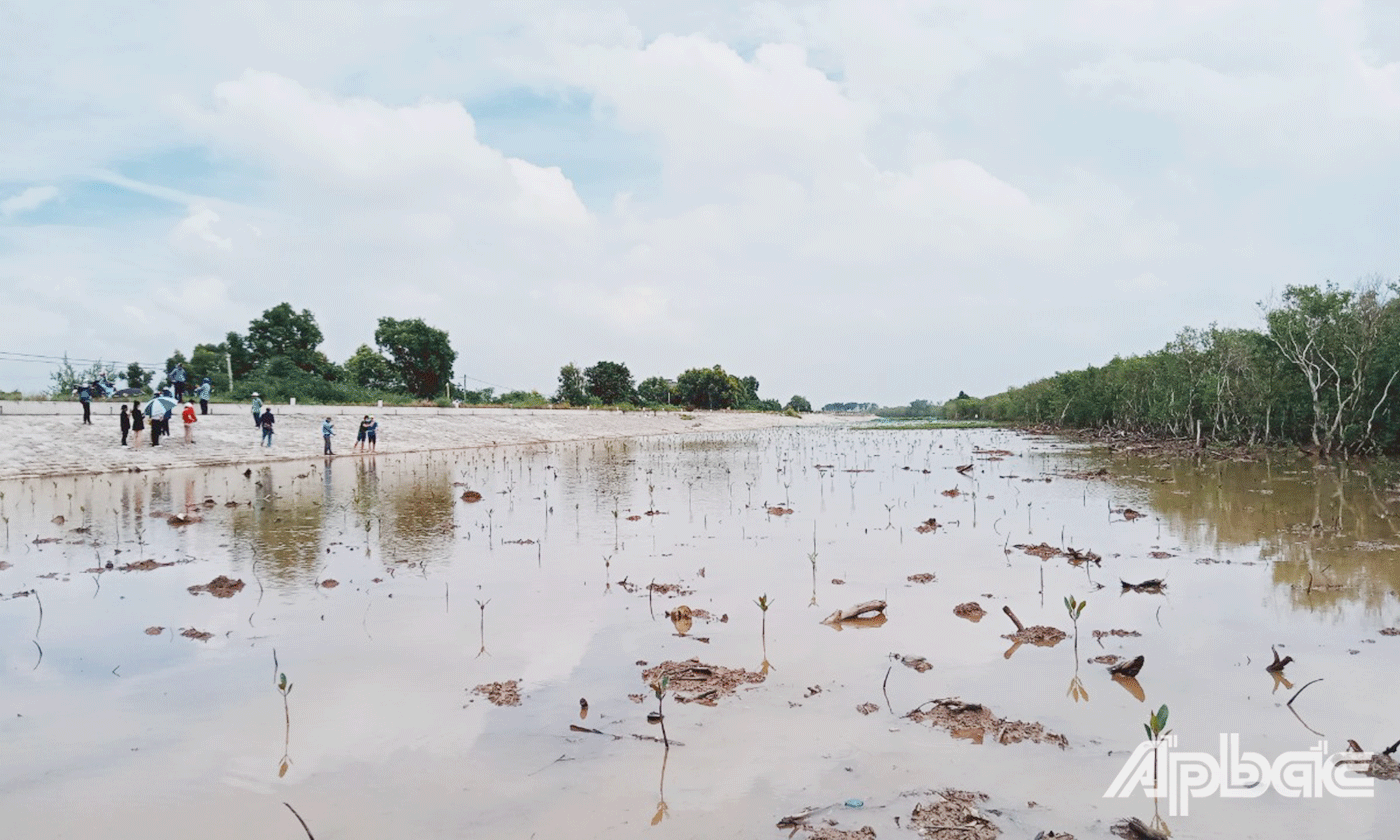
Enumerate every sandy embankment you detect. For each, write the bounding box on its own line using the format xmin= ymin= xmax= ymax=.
xmin=0 ymin=401 xmax=856 ymax=480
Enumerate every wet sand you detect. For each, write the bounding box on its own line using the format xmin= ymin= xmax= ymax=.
xmin=0 ymin=401 xmax=854 ymax=480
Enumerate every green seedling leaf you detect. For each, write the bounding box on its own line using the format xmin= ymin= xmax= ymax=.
xmin=1144 ymin=723 xmax=1153 ymax=741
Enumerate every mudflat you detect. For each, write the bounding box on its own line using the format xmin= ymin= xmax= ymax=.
xmin=0 ymin=402 xmax=850 ymax=480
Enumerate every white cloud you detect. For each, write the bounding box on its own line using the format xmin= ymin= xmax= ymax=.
xmin=0 ymin=186 xmax=59 ymax=218
xmin=0 ymin=1 xmax=1395 ymax=402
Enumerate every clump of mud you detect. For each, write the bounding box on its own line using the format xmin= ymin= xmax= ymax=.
xmin=471 ymin=680 xmax=522 ymax=706
xmin=1015 ymin=542 xmax=1062 ymax=560
xmin=915 ymin=518 xmax=939 ymax=534
xmin=166 ymin=513 xmax=202 ymax=526
xmin=804 ymin=827 xmax=876 ymax=840
xmin=321 ymin=579 xmax=339 ymax=589
xmin=187 ymin=576 xmax=245 ymax=598
xmin=894 ymin=653 xmax=932 ymax=672
xmin=1379 ymin=628 xmax=1400 ymax=637
xmin=906 ymin=698 xmax=1068 ymax=748
xmin=1093 ymin=629 xmax=1142 ymax=641
xmin=641 ymin=658 xmax=766 ymax=706
xmin=180 ymin=628 xmax=213 ymax=642
xmin=121 ymin=560 xmax=174 ymax=572
xmin=1002 ymin=626 xmax=1067 ymax=646
xmin=767 ymin=506 xmax=794 ymax=516
xmin=953 ymin=602 xmax=986 ymax=622
xmin=855 ymin=703 xmax=880 ymax=716
xmin=910 ymin=789 xmax=1000 ymax=839
xmin=460 ymin=490 xmax=483 ymax=503
xmin=907 ymin=573 xmax=936 ymax=584
xmin=144 ymin=626 xmax=164 ymax=636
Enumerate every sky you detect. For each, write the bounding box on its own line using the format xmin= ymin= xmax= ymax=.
xmin=1 ymin=0 xmax=1397 ymax=406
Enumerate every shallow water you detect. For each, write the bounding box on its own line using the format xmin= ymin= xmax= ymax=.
xmin=1 ymin=428 xmax=1397 ymax=839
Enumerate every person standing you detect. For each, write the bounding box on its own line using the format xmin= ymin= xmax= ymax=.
xmin=250 ymin=392 xmax=263 ymax=428
xmin=131 ymin=399 xmax=144 ymax=447
xmin=198 ymin=377 xmax=212 ymax=415
xmin=260 ymin=407 xmax=275 ymax=446
xmin=149 ymin=404 xmax=161 ymax=446
xmin=78 ymin=382 xmax=92 ymax=424
xmin=169 ymin=363 xmax=187 ymax=401
xmin=119 ymin=404 xmax=131 ymax=446
xmin=322 ymin=417 xmax=335 ymax=455
xmin=354 ymin=415 xmax=371 ymax=451
xmin=182 ymin=401 xmax=197 ymax=444
xmin=366 ymin=416 xmax=378 ymax=452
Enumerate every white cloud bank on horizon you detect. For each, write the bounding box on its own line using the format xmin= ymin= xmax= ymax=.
xmin=0 ymin=0 xmax=1396 ymax=404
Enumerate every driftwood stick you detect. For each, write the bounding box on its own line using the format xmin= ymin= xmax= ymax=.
xmin=1287 ymin=677 xmax=1323 ymax=708
xmin=1002 ymin=605 xmax=1025 ymax=632
xmin=822 ymin=599 xmax=887 ymax=624
xmin=283 ymin=802 xmax=315 ymax=839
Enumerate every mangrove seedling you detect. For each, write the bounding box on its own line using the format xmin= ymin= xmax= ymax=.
xmin=652 ymin=675 xmax=671 ymax=749
xmin=755 ymin=593 xmax=774 ymax=662
xmin=276 ymin=670 xmax=294 ymax=777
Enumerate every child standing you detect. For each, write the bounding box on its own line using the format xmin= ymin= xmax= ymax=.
xmin=182 ymin=402 xmax=197 ymax=444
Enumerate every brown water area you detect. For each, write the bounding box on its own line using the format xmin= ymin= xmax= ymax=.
xmin=1 ymin=428 xmax=1397 ymax=838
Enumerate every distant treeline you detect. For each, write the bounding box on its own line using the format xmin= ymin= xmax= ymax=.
xmin=879 ymin=281 xmax=1400 ymax=455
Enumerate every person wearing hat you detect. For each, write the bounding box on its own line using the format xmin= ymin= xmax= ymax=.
xmin=182 ymin=401 xmax=198 ymax=444
xmin=322 ymin=416 xmax=335 ymax=455
xmin=250 ymin=392 xmax=263 ymax=428
xmin=366 ymin=415 xmax=379 ymax=452
xmin=197 ymin=377 xmax=212 ymax=415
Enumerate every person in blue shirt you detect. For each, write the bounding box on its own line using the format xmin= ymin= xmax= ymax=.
xmin=168 ymin=363 xmax=187 ymax=401
xmin=322 ymin=417 xmax=335 ymax=455
xmin=197 ymin=377 xmax=212 ymax=415
xmin=366 ymin=416 xmax=379 ymax=452
xmin=77 ymin=382 xmax=92 ymax=425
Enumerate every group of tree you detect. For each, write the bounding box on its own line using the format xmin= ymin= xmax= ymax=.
xmin=555 ymin=361 xmax=810 ymax=413
xmin=967 ymin=280 xmax=1400 ymax=455
xmin=115 ymin=303 xmax=459 ymax=404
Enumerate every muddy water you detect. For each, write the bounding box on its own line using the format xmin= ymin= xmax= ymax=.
xmin=1 ymin=429 xmax=1397 ymax=839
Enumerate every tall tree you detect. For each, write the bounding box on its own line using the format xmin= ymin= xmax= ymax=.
xmin=584 ymin=361 xmax=636 ymax=405
xmin=637 ymin=376 xmax=676 ymax=406
xmin=123 ymin=361 xmax=150 ymax=391
xmin=247 ymin=303 xmax=327 ymax=374
xmin=555 ymin=363 xmax=587 ymax=405
xmin=375 ymin=317 xmax=456 ymax=398
xmin=345 ymin=344 xmax=398 ymax=391
xmin=677 ymin=365 xmax=742 ymax=410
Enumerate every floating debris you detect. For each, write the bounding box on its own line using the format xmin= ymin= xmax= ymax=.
xmin=180 ymin=628 xmax=213 ymax=642
xmin=767 ymin=506 xmax=794 ymax=516
xmin=641 ymin=659 xmax=766 ymax=706
xmin=910 ymin=789 xmax=1001 ymax=839
xmin=144 ymin=626 xmax=164 ymax=636
xmin=1121 ymin=579 xmax=1166 ymax=594
xmin=856 ymin=703 xmax=880 ymax=716
xmin=915 ymin=518 xmax=940 ymax=533
xmin=906 ymin=699 xmax=1067 ymax=748
xmin=822 ymin=600 xmax=887 ymax=625
xmin=953 ymin=602 xmax=987 ymax=622
xmin=460 ymin=490 xmax=483 ymax=503
xmin=1015 ymin=542 xmax=1062 ymax=560
xmin=1109 ymin=655 xmax=1144 ymax=677
xmin=907 ymin=573 xmax=936 ymax=584
xmin=470 ymin=680 xmax=522 ymax=707
xmin=894 ymin=653 xmax=932 ymax=672
xmin=187 ymin=576 xmax=245 ymax=599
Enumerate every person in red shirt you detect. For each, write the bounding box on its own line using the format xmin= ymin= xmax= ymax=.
xmin=182 ymin=402 xmax=197 ymax=444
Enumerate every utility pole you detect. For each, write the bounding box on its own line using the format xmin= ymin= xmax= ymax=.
xmin=226 ymin=353 xmax=234 ymax=392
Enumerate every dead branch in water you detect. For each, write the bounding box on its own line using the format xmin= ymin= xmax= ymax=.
xmin=1002 ymin=605 xmax=1024 ymax=632
xmin=822 ymin=600 xmax=886 ymax=624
